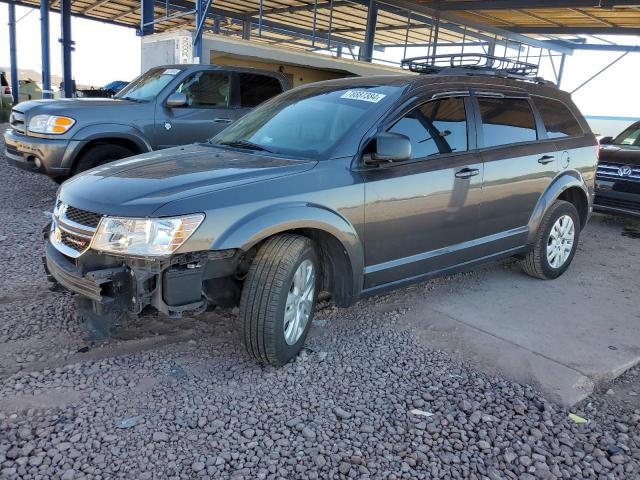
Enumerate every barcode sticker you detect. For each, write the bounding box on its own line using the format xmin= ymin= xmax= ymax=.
xmin=163 ymin=68 xmax=181 ymax=75
xmin=340 ymin=90 xmax=386 ymax=103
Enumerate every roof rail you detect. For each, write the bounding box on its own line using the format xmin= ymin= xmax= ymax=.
xmin=401 ymin=53 xmax=556 ymax=87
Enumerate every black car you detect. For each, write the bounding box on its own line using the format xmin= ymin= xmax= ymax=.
xmin=595 ymin=121 xmax=640 ymax=217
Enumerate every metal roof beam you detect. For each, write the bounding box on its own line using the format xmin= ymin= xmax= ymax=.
xmin=83 ymin=0 xmax=113 ymax=14
xmin=538 ymin=40 xmax=640 ymax=52
xmin=421 ymin=1 xmax=640 ymax=10
xmin=249 ymin=1 xmax=351 ymax=16
xmin=371 ymin=0 xmax=574 ymax=53
xmin=510 ymin=26 xmax=640 ymax=35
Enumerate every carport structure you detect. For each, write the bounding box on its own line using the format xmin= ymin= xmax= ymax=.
xmin=3 ymin=0 xmax=640 ymax=103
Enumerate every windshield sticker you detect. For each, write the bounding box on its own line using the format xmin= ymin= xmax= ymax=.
xmin=163 ymin=68 xmax=181 ymax=76
xmin=340 ymin=90 xmax=386 ymax=103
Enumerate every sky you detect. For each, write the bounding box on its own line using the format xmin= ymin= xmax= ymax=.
xmin=1 ymin=4 xmax=639 ymax=117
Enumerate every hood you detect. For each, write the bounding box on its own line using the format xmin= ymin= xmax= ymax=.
xmin=58 ymin=144 xmax=317 ymax=217
xmin=13 ymin=98 xmax=144 ymax=118
xmin=599 ymin=144 xmax=640 ymax=166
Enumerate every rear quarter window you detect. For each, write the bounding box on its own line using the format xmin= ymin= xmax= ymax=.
xmin=532 ymin=96 xmax=583 ymax=139
xmin=239 ymin=73 xmax=283 ymax=108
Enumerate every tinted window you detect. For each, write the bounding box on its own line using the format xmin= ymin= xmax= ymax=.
xmin=478 ymin=97 xmax=537 ymax=148
xmin=389 ymin=97 xmax=468 ymax=159
xmin=533 ymin=96 xmax=583 ymax=139
xmin=239 ymin=74 xmax=283 ymax=107
xmin=174 ymin=71 xmax=230 ymax=108
xmin=612 ymin=123 xmax=640 ymax=146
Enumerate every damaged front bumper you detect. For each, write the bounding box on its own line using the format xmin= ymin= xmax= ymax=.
xmin=44 ymin=237 xmax=241 ymax=319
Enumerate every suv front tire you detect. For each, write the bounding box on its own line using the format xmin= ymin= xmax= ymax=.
xmin=240 ymin=234 xmax=319 ymax=366
xmin=520 ymin=200 xmax=580 ymax=279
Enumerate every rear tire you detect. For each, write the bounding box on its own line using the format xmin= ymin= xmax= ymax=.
xmin=72 ymin=144 xmax=134 ymax=175
xmin=239 ymin=234 xmax=318 ymax=366
xmin=520 ymin=200 xmax=580 ymax=280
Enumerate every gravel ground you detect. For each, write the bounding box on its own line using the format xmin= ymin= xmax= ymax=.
xmin=1 ymin=124 xmax=639 ymax=480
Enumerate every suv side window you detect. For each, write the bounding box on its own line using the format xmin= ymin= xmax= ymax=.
xmin=174 ymin=71 xmax=230 ymax=108
xmin=477 ymin=97 xmax=537 ymax=148
xmin=532 ymin=96 xmax=583 ymax=138
xmin=388 ymin=97 xmax=468 ymax=160
xmin=239 ymin=73 xmax=283 ymax=108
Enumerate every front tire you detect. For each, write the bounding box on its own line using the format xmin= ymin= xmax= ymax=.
xmin=520 ymin=200 xmax=580 ymax=279
xmin=239 ymin=234 xmax=318 ymax=366
xmin=72 ymin=144 xmax=134 ymax=175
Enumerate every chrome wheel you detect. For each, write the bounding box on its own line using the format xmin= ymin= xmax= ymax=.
xmin=283 ymin=259 xmax=315 ymax=345
xmin=546 ymin=214 xmax=575 ymax=269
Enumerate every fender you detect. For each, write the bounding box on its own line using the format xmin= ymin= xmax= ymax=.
xmin=526 ymin=170 xmax=589 ymax=244
xmin=212 ymin=202 xmax=364 ymax=302
xmin=63 ymin=124 xmax=153 ymax=169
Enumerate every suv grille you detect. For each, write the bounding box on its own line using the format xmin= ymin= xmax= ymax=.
xmin=595 ymin=195 xmax=640 ymax=212
xmin=9 ymin=109 xmax=25 ymax=134
xmin=65 ymin=205 xmax=102 ymax=228
xmin=597 ymin=162 xmax=640 ymax=182
xmin=51 ymin=201 xmax=102 ymax=258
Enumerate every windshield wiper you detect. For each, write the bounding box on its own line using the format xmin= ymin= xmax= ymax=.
xmin=119 ymin=96 xmax=146 ymax=103
xmin=218 ymin=140 xmax=272 ymax=153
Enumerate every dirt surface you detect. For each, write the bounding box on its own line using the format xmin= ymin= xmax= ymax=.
xmin=1 ymin=124 xmax=639 ymax=479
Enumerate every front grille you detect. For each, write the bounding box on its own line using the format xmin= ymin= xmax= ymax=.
xmin=65 ymin=205 xmax=102 ymax=229
xmin=9 ymin=109 xmax=25 ymax=134
xmin=51 ymin=201 xmax=102 ymax=258
xmin=597 ymin=162 xmax=640 ymax=182
xmin=60 ymin=230 xmax=92 ymax=252
xmin=595 ymin=195 xmax=640 ymax=212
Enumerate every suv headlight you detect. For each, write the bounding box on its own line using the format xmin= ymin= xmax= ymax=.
xmin=92 ymin=214 xmax=205 ymax=256
xmin=28 ymin=115 xmax=75 ymax=134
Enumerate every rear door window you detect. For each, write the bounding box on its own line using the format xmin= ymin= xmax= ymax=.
xmin=239 ymin=73 xmax=283 ymax=108
xmin=477 ymin=97 xmax=537 ymax=148
xmin=532 ymin=96 xmax=583 ymax=138
xmin=388 ymin=97 xmax=468 ymax=160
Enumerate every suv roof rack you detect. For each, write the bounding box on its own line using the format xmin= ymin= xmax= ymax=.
xmin=401 ymin=53 xmax=556 ymax=87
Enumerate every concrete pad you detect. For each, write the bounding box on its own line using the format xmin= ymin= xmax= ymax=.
xmin=397 ymin=214 xmax=640 ymax=405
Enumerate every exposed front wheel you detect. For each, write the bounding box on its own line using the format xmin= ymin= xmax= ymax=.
xmin=239 ymin=234 xmax=318 ymax=366
xmin=519 ymin=200 xmax=580 ymax=279
xmin=72 ymin=144 xmax=134 ymax=175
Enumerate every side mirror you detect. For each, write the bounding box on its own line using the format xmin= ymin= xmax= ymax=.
xmin=365 ymin=132 xmax=411 ymax=165
xmin=599 ymin=136 xmax=613 ymax=145
xmin=166 ymin=92 xmax=187 ymax=108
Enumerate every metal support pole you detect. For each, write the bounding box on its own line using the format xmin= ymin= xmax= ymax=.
xmin=360 ymin=1 xmax=377 ymax=62
xmin=194 ymin=0 xmax=204 ymax=62
xmin=60 ymin=0 xmax=73 ymax=98
xmin=258 ymin=0 xmax=263 ymax=37
xmin=336 ymin=45 xmax=342 ymax=57
xmin=8 ymin=1 xmax=19 ymax=105
xmin=557 ymin=53 xmax=566 ymax=88
xmin=402 ymin=12 xmax=410 ymax=60
xmin=40 ymin=0 xmax=51 ymax=99
xmin=140 ymin=0 xmax=154 ymax=36
xmin=327 ymin=0 xmax=333 ymax=50
xmin=242 ymin=19 xmax=251 ymax=40
xmin=311 ymin=0 xmax=317 ymax=47
xmin=213 ymin=17 xmax=220 ymax=34
xmin=430 ymin=12 xmax=440 ymax=62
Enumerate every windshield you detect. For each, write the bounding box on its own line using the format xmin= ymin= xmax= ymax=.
xmin=212 ymin=84 xmax=402 ymax=159
xmin=114 ymin=67 xmax=183 ymax=101
xmin=612 ymin=123 xmax=640 ymax=146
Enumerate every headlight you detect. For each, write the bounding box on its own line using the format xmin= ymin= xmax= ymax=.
xmin=28 ymin=115 xmax=75 ymax=134
xmin=92 ymin=214 xmax=204 ymax=256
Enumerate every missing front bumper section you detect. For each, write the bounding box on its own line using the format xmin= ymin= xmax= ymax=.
xmin=44 ymin=241 xmax=241 ymax=319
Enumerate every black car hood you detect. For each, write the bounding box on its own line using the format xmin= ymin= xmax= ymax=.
xmin=599 ymin=145 xmax=640 ymax=166
xmin=59 ymin=144 xmax=317 ymax=217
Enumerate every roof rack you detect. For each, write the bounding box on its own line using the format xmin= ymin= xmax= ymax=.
xmin=401 ymin=53 xmax=555 ymax=87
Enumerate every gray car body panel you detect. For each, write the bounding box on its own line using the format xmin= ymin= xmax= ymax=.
xmin=51 ymin=73 xmax=596 ymax=310
xmin=4 ymin=65 xmax=289 ymax=177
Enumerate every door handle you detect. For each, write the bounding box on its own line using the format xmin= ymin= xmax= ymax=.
xmin=455 ymin=168 xmax=480 ymax=179
xmin=538 ymin=154 xmax=555 ymax=165
xmin=213 ymin=117 xmax=233 ymax=123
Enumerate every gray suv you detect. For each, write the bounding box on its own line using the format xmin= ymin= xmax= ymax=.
xmin=44 ymin=68 xmax=598 ymax=366
xmin=4 ymin=65 xmax=288 ymax=182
